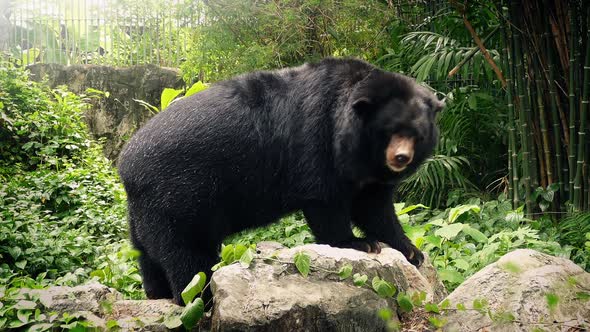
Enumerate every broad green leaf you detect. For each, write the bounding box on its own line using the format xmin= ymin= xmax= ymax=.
xmin=338 ymin=264 xmax=353 ymax=280
xmin=425 ymin=235 xmax=443 ymax=248
xmin=163 ymin=315 xmax=183 ymax=329
xmin=428 ymin=316 xmax=447 ymax=328
xmin=456 ymin=303 xmax=466 ymax=311
xmin=161 ymin=88 xmax=184 ymax=110
xmin=353 ymin=273 xmax=368 ymax=287
xmin=437 ymin=269 xmax=465 ymax=284
xmin=453 ymin=258 xmax=470 ymax=271
xmin=439 ymin=299 xmax=451 ymax=310
xmin=234 ymin=244 xmax=248 ymax=262
xmin=372 ymin=276 xmax=396 ymax=298
xmin=378 ymin=308 xmax=393 ymax=321
xmin=221 ymin=245 xmax=235 ymax=264
xmin=211 ymin=261 xmax=225 ymax=272
xmin=17 ymin=309 xmax=31 ymax=323
xmin=397 ymin=293 xmax=414 ymax=312
xmin=294 ymin=251 xmax=311 ymax=278
xmin=434 ymin=223 xmax=465 ymax=240
xmin=185 ymin=81 xmax=208 ymax=97
xmin=15 ymin=260 xmax=27 ymax=269
xmin=448 ymin=204 xmax=480 ymax=223
xmin=397 ymin=204 xmax=428 ymax=216
xmin=181 ymin=272 xmax=207 ymax=305
xmin=462 ymin=225 xmax=488 ymax=243
xmin=180 ymin=298 xmax=204 ymax=330
xmin=239 ymin=248 xmax=255 ymax=268
xmin=424 ymin=303 xmax=440 ymax=313
xmin=13 ymin=300 xmax=36 ymax=310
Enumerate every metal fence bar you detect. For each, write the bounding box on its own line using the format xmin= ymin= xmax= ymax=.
xmin=4 ymin=0 xmax=200 ymax=67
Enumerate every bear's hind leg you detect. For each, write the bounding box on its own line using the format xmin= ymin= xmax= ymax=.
xmin=138 ymin=252 xmax=173 ymax=299
xmin=159 ymin=245 xmax=218 ymax=306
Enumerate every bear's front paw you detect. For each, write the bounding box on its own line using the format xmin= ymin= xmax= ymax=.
xmin=337 ymin=238 xmax=382 ymax=254
xmin=403 ymin=244 xmax=424 ymax=267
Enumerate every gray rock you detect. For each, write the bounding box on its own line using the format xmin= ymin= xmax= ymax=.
xmin=26 ymin=63 xmax=183 ymax=160
xmin=441 ymin=249 xmax=590 ymax=332
xmin=210 ymin=243 xmax=445 ymax=332
xmin=30 ymin=281 xmax=185 ymax=331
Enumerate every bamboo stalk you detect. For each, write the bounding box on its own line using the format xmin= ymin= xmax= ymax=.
xmin=537 ymin=71 xmax=553 ymax=187
xmin=502 ymin=15 xmax=520 ymax=208
xmin=568 ymin=1 xmax=577 ymax=201
xmin=574 ymin=4 xmax=590 ymax=209
xmin=545 ymin=0 xmax=565 ymax=204
xmin=511 ymin=1 xmax=533 ymax=213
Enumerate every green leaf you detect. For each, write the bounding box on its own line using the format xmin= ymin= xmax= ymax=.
xmin=437 ymin=269 xmax=465 ymax=284
xmin=424 ymin=303 xmax=440 ymax=313
xmin=425 ymin=235 xmax=443 ymax=248
xmin=434 ymin=223 xmax=465 ymax=240
xmin=239 ymin=248 xmax=255 ymax=268
xmin=163 ymin=315 xmax=183 ymax=329
xmin=338 ymin=264 xmax=353 ymax=280
xmin=448 ymin=204 xmax=480 ymax=223
xmin=15 ymin=260 xmax=27 ymax=269
xmin=294 ymin=251 xmax=311 ymax=278
xmin=17 ymin=309 xmax=31 ymax=323
xmin=106 ymin=320 xmax=120 ymax=329
xmin=397 ymin=293 xmax=414 ymax=312
xmin=439 ymin=299 xmax=451 ymax=310
xmin=181 ymin=272 xmax=207 ymax=305
xmin=160 ymin=88 xmax=184 ymax=110
xmin=371 ymin=276 xmax=396 ymax=298
xmin=180 ymin=298 xmax=204 ymax=330
xmin=353 ymin=273 xmax=368 ymax=287
xmin=546 ymin=293 xmax=559 ymax=310
xmin=576 ymin=292 xmax=590 ymax=301
xmin=378 ymin=308 xmax=393 ymax=321
xmin=221 ymin=245 xmax=235 ymax=264
xmin=428 ymin=316 xmax=447 ymax=328
xmin=462 ymin=225 xmax=488 ymax=243
xmin=397 ymin=203 xmax=428 ymax=216
xmin=234 ymin=244 xmax=248 ymax=261
xmin=184 ymin=81 xmax=208 ymax=97
xmin=456 ymin=303 xmax=466 ymax=311
xmin=473 ymin=298 xmax=488 ymax=311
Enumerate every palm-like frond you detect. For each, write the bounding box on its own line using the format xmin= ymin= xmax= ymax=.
xmin=397 ymin=155 xmax=477 ymax=207
xmin=389 ymin=31 xmax=500 ymax=84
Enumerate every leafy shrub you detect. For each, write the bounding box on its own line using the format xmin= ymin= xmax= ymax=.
xmin=0 ymin=62 xmax=131 ymax=304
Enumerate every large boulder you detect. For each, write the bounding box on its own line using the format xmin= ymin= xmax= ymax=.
xmin=26 ymin=281 xmax=185 ymax=331
xmin=210 ymin=242 xmax=446 ymax=332
xmin=26 ymin=63 xmax=183 ymax=160
xmin=441 ymin=249 xmax=590 ymax=332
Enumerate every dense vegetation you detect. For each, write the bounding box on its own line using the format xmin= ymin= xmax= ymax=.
xmin=1 ymin=0 xmax=590 ymax=330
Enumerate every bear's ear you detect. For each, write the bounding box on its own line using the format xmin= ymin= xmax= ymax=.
xmin=432 ymin=98 xmax=445 ymax=113
xmin=352 ymin=97 xmax=374 ymax=113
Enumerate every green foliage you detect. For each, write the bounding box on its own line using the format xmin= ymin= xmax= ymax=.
xmin=225 ymin=212 xmax=314 ymax=248
xmin=399 ymin=195 xmax=568 ymax=290
xmin=181 ymin=0 xmax=398 ymax=82
xmin=0 ymin=63 xmax=138 ymax=329
xmin=371 ymin=276 xmax=396 ymax=298
xmin=212 ymin=243 xmax=257 ymax=271
xmin=294 ymin=251 xmax=311 ymax=278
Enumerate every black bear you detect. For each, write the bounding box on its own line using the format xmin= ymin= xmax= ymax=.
xmin=118 ymin=58 xmax=442 ymax=305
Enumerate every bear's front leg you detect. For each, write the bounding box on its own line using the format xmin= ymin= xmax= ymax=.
xmin=352 ymin=184 xmax=424 ymax=267
xmin=302 ymin=203 xmax=380 ymax=253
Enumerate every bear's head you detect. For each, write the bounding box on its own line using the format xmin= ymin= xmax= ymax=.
xmin=343 ymin=70 xmax=443 ymax=182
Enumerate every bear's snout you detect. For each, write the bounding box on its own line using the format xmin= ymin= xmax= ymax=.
xmin=386 ymin=135 xmax=415 ymax=172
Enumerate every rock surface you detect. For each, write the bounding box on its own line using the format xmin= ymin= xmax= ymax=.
xmin=27 ymin=281 xmax=184 ymax=331
xmin=211 ymin=243 xmax=445 ymax=332
xmin=26 ymin=63 xmax=183 ymax=160
xmin=441 ymin=249 xmax=590 ymax=332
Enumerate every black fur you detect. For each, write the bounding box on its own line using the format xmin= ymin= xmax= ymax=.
xmin=118 ymin=58 xmax=441 ymax=305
